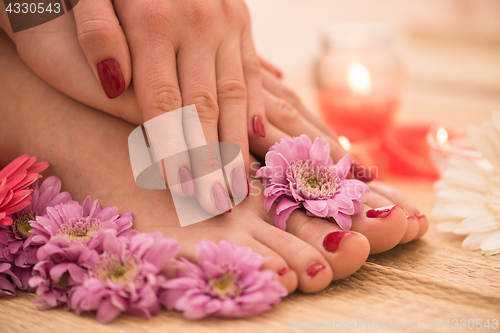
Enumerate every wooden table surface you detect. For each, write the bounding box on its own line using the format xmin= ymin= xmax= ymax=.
xmin=2 ymin=8 xmax=500 ymax=333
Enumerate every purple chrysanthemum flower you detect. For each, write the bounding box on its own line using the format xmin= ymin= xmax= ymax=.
xmin=69 ymin=230 xmax=179 ymax=324
xmin=28 ymin=196 xmax=137 ymax=309
xmin=30 ymin=196 xmax=136 ymax=259
xmin=0 ymin=262 xmax=21 ymax=297
xmin=160 ymin=240 xmax=287 ymax=319
xmin=0 ymin=176 xmax=71 ymax=291
xmin=256 ymin=135 xmax=370 ymax=230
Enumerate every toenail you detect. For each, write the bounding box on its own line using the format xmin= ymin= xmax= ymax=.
xmin=323 ymin=231 xmax=353 ymax=253
xmin=307 ymin=263 xmax=326 ymax=277
xmin=366 ymin=205 xmax=400 ymax=219
xmin=415 ymin=213 xmax=426 ymax=220
xmin=278 ymin=267 xmax=293 ymax=276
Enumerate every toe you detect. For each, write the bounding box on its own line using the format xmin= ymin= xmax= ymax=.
xmin=351 ymin=204 xmax=408 ymax=254
xmin=399 ymin=216 xmax=420 ymax=244
xmin=285 ymin=210 xmax=370 ymax=281
xmin=252 ymin=220 xmax=333 ymax=293
xmin=242 ymin=237 xmax=299 ymax=294
xmin=415 ymin=214 xmax=429 ymax=239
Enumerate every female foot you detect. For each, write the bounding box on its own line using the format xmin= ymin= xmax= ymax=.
xmin=0 ymin=32 xmax=423 ymax=295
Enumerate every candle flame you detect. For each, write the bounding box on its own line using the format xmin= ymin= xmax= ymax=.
xmin=338 ymin=136 xmax=351 ymax=151
xmin=436 ymin=127 xmax=448 ymax=145
xmin=347 ymin=62 xmax=372 ymax=95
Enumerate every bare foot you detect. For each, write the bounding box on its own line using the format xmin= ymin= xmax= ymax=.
xmin=0 ymin=31 xmax=423 ymax=295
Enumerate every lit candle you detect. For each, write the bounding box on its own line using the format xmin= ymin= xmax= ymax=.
xmin=316 ymin=22 xmax=401 ymax=140
xmin=337 ymin=135 xmax=379 ymax=172
xmin=347 ymin=62 xmax=371 ymax=96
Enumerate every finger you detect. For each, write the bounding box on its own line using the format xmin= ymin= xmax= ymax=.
xmin=249 ymin=122 xmax=291 ymax=158
xmin=241 ymin=25 xmax=267 ymax=140
xmin=177 ymin=40 xmax=231 ymax=214
xmin=263 ymin=89 xmax=347 ymax=162
xmin=143 ymin=109 xmax=195 ymax=198
xmin=73 ymin=0 xmax=131 ymax=99
xmin=216 ymin=38 xmax=250 ymax=197
xmin=261 ymin=68 xmax=336 ymax=139
xmin=262 ymin=82 xmax=374 ymax=181
xmin=122 ymin=14 xmax=193 ymax=198
xmin=259 ymin=56 xmax=283 ymax=79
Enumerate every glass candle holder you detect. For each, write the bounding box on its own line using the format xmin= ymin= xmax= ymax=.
xmin=426 ymin=125 xmax=485 ymax=172
xmin=315 ymin=22 xmax=403 ymax=140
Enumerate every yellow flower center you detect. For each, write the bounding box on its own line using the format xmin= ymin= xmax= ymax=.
xmin=208 ymin=272 xmax=242 ymax=299
xmin=12 ymin=213 xmax=36 ymax=238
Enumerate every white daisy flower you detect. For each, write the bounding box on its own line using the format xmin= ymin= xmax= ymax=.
xmin=433 ymin=111 xmax=500 ymax=255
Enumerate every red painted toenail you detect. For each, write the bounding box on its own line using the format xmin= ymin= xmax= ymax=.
xmin=366 ymin=205 xmax=400 ymax=219
xmin=307 ymin=263 xmax=326 ymax=277
xmin=278 ymin=267 xmax=293 ymax=276
xmin=323 ymin=231 xmax=353 ymax=253
xmin=415 ymin=213 xmax=426 ymax=220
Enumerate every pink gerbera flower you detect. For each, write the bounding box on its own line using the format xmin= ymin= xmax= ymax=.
xmin=69 ymin=230 xmax=179 ymax=324
xmin=256 ymin=135 xmax=370 ymax=230
xmin=28 ymin=197 xmax=137 ymax=309
xmin=0 ymin=262 xmax=21 ymax=297
xmin=160 ymin=240 xmax=287 ymax=319
xmin=0 ymin=177 xmax=71 ymax=289
xmin=0 ymin=155 xmax=49 ymax=226
xmin=30 ymin=196 xmax=136 ymax=257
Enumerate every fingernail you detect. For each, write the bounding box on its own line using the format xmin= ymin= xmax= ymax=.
xmin=278 ymin=267 xmax=293 ymax=276
xmin=178 ymin=167 xmax=196 ymax=197
xmin=253 ymin=115 xmax=266 ymax=138
xmin=323 ymin=231 xmax=353 ymax=253
xmin=211 ymin=183 xmax=231 ymax=212
xmin=96 ymin=58 xmax=125 ymax=99
xmin=307 ymin=263 xmax=326 ymax=277
xmin=351 ymin=162 xmax=375 ymax=182
xmin=366 ymin=205 xmax=400 ymax=219
xmin=231 ymin=166 xmax=248 ymax=197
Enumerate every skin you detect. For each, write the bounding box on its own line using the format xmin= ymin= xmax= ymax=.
xmin=0 ymin=11 xmax=429 ymax=240
xmin=0 ymin=32 xmax=426 ymax=294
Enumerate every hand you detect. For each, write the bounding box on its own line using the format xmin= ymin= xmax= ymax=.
xmin=1 ymin=0 xmax=267 ymax=214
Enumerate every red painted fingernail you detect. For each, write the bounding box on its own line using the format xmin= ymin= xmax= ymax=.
xmin=97 ymin=58 xmax=125 ymax=99
xmin=211 ymin=183 xmax=231 ymax=212
xmin=278 ymin=267 xmax=293 ymax=276
xmin=366 ymin=205 xmax=400 ymax=219
xmin=253 ymin=115 xmax=266 ymax=138
xmin=231 ymin=166 xmax=248 ymax=197
xmin=179 ymin=166 xmax=196 ymax=197
xmin=323 ymin=231 xmax=353 ymax=253
xmin=307 ymin=263 xmax=326 ymax=277
xmin=351 ymin=162 xmax=375 ymax=182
